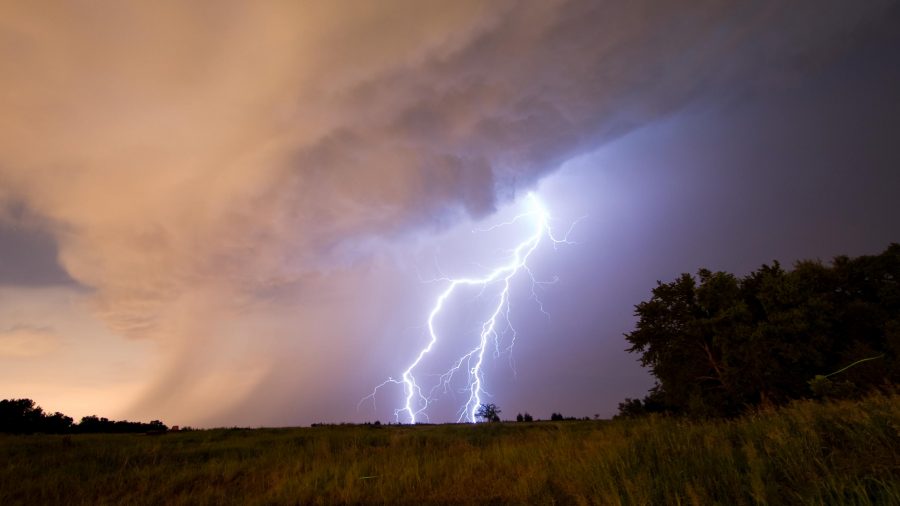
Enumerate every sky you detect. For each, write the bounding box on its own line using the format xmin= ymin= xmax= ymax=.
xmin=1 ymin=1 xmax=898 ymax=427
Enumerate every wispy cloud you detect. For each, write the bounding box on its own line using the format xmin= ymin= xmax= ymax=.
xmin=0 ymin=325 xmax=59 ymax=358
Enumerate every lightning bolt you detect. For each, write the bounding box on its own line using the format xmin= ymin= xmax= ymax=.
xmin=362 ymin=193 xmax=577 ymax=423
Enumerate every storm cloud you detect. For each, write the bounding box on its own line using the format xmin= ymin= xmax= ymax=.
xmin=0 ymin=1 xmax=894 ymax=425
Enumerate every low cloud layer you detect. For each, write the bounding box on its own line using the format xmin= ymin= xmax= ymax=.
xmin=0 ymin=1 xmax=892 ymax=424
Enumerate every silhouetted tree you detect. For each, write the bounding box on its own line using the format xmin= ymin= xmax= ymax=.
xmin=523 ymin=412 xmax=533 ymax=422
xmin=516 ymin=413 xmax=524 ymax=422
xmin=550 ymin=412 xmax=563 ymax=421
xmin=71 ymin=414 xmax=168 ymax=433
xmin=0 ymin=399 xmax=44 ymax=433
xmin=475 ymin=403 xmax=501 ymax=422
xmin=622 ymin=243 xmax=900 ymax=418
xmin=41 ymin=412 xmax=74 ymax=433
xmin=615 ymin=399 xmax=646 ymax=419
xmin=0 ymin=399 xmax=74 ymax=433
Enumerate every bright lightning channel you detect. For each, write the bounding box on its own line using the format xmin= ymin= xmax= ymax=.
xmin=362 ymin=193 xmax=576 ymax=423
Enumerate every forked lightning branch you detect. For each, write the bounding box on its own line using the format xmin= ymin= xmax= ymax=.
xmin=362 ymin=193 xmax=577 ymax=423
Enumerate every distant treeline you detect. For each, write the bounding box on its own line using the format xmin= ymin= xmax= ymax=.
xmin=0 ymin=398 xmax=167 ymax=434
xmin=620 ymin=243 xmax=900 ymax=418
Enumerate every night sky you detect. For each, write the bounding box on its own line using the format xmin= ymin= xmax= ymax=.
xmin=1 ymin=2 xmax=898 ymax=426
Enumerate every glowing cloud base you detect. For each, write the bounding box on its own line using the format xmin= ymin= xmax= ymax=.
xmin=363 ymin=193 xmax=575 ymax=423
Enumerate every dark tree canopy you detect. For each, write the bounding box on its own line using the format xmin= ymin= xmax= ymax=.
xmin=0 ymin=398 xmax=166 ymax=434
xmin=0 ymin=398 xmax=72 ymax=434
xmin=76 ymin=415 xmax=167 ymax=434
xmin=622 ymin=243 xmax=900 ymax=418
xmin=475 ymin=403 xmax=501 ymax=422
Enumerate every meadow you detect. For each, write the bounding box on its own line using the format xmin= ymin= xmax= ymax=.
xmin=2 ymin=394 xmax=898 ymax=505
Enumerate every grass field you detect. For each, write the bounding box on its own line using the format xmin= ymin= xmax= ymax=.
xmin=2 ymin=394 xmax=899 ymax=505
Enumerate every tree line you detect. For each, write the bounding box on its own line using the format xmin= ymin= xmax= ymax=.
xmin=0 ymin=398 xmax=167 ymax=434
xmin=619 ymin=243 xmax=900 ymax=418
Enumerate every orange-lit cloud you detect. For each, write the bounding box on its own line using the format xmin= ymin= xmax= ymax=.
xmin=0 ymin=325 xmax=59 ymax=358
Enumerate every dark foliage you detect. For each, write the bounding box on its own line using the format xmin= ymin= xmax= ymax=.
xmin=615 ymin=399 xmax=645 ymax=419
xmin=76 ymin=415 xmax=167 ymax=434
xmin=475 ymin=403 xmax=501 ymax=422
xmin=549 ymin=412 xmax=579 ymax=421
xmin=622 ymin=243 xmax=900 ymax=417
xmin=0 ymin=398 xmax=166 ymax=434
xmin=0 ymin=399 xmax=72 ymax=434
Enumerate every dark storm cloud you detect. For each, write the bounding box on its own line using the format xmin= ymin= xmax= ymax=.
xmin=273 ymin=0 xmax=893 ymax=235
xmin=0 ymin=201 xmax=75 ymax=287
xmin=526 ymin=7 xmax=900 ymax=418
xmin=0 ymin=226 xmax=74 ymax=287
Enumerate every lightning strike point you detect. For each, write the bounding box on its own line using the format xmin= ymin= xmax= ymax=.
xmin=363 ymin=193 xmax=576 ymax=423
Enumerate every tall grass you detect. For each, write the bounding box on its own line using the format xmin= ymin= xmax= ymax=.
xmin=1 ymin=394 xmax=898 ymax=505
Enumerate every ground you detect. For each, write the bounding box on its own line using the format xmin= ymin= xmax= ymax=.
xmin=2 ymin=394 xmax=898 ymax=505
